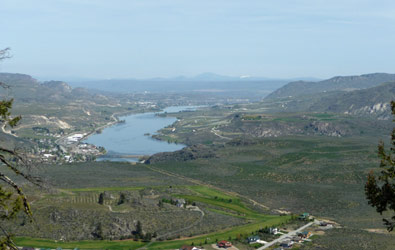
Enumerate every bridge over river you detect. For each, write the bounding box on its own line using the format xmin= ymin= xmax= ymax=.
xmin=101 ymin=154 xmax=147 ymax=159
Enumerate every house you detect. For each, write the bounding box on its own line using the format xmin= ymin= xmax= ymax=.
xmin=43 ymin=153 xmax=54 ymax=158
xmin=299 ymin=212 xmax=310 ymax=220
xmin=291 ymin=236 xmax=303 ymax=243
xmin=319 ymin=221 xmax=328 ymax=226
xmin=217 ymin=240 xmax=232 ymax=248
xmin=279 ymin=240 xmax=293 ymax=248
xmin=263 ymin=227 xmax=279 ymax=234
xmin=269 ymin=227 xmax=279 ymax=234
xmin=298 ymin=231 xmax=312 ymax=238
xmin=179 ymin=245 xmax=201 ymax=250
xmin=174 ymin=198 xmax=186 ymax=208
xmin=247 ymin=235 xmax=260 ymax=243
xmin=64 ymin=155 xmax=71 ymax=162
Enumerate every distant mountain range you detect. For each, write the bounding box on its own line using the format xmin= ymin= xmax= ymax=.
xmin=3 ymin=71 xmax=393 ymax=120
xmin=143 ymin=72 xmax=320 ymax=82
xmin=37 ymin=72 xmax=320 ymax=83
xmin=265 ymin=73 xmax=395 ymax=100
xmin=62 ymin=73 xmax=321 ymax=100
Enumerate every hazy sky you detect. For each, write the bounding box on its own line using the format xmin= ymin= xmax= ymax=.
xmin=1 ymin=0 xmax=395 ymax=79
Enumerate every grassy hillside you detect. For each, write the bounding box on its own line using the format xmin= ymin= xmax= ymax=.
xmin=3 ymin=72 xmax=394 ymax=249
xmin=0 ymin=73 xmax=140 ymax=134
xmin=7 ymin=133 xmax=394 ymax=249
xmin=262 ymin=82 xmax=395 ymax=120
xmin=144 ymin=134 xmax=395 ymax=247
xmin=153 ymin=104 xmax=391 ymax=146
xmin=149 ymin=135 xmax=389 ymax=230
xmin=265 ymin=73 xmax=395 ymax=100
xmin=3 ymin=161 xmax=292 ymax=250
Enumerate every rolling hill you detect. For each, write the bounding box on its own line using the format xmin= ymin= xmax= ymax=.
xmin=0 ymin=73 xmax=138 ymax=140
xmin=265 ymin=73 xmax=395 ymax=100
xmin=265 ymin=81 xmax=395 ymax=120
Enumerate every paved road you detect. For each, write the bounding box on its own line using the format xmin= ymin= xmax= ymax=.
xmin=55 ymin=112 xmax=119 ymax=148
xmin=257 ymin=221 xmax=314 ymax=249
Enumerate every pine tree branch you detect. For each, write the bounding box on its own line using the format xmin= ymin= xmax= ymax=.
xmin=0 ymin=171 xmax=32 ymax=217
xmin=0 ymin=147 xmax=42 ymax=187
xmin=0 ymin=225 xmax=18 ymax=250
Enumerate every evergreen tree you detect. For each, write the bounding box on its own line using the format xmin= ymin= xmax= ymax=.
xmin=0 ymin=48 xmax=40 ymax=250
xmin=98 ymin=193 xmax=104 ymax=205
xmin=136 ymin=220 xmax=143 ymax=238
xmin=365 ymin=101 xmax=395 ymax=231
xmin=118 ymin=193 xmax=126 ymax=205
xmin=94 ymin=223 xmax=104 ymax=240
xmin=143 ymin=232 xmax=152 ymax=242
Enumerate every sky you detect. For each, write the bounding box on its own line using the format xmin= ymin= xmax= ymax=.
xmin=0 ymin=0 xmax=395 ymax=80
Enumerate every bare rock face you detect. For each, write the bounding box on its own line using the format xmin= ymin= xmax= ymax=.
xmin=107 ymin=219 xmax=135 ymax=239
xmin=249 ymin=123 xmax=303 ymax=138
xmin=42 ymin=81 xmax=72 ymax=93
xmin=304 ymin=121 xmax=345 ymax=137
xmin=49 ymin=210 xmax=61 ymax=223
xmin=345 ymin=102 xmax=391 ymax=120
xmin=103 ymin=191 xmax=114 ymax=199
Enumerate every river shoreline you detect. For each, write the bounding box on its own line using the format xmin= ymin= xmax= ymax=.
xmin=82 ymin=106 xmax=200 ymax=162
xmin=54 ymin=108 xmax=161 ymax=157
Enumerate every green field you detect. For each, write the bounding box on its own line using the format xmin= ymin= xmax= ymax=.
xmin=147 ymin=216 xmax=291 ymax=249
xmin=13 ymin=183 xmax=291 ymax=250
xmin=14 ymin=238 xmax=145 ymax=250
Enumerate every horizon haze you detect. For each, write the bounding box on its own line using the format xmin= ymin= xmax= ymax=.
xmin=1 ymin=0 xmax=395 ymax=80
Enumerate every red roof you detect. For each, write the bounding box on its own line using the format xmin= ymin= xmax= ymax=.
xmin=180 ymin=246 xmax=194 ymax=250
xmin=217 ymin=240 xmax=232 ymax=247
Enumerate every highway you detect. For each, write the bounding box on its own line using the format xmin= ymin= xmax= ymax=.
xmin=257 ymin=221 xmax=314 ymax=249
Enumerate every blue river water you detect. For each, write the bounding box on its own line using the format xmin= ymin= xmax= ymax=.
xmin=84 ymin=106 xmax=198 ymax=162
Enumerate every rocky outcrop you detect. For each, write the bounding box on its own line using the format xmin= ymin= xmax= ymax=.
xmin=304 ymin=121 xmax=346 ymax=137
xmin=43 ymin=81 xmax=72 ymax=93
xmin=145 ymin=144 xmax=216 ymax=164
xmin=344 ymin=102 xmax=391 ymax=120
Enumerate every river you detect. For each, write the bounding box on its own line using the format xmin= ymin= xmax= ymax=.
xmin=84 ymin=106 xmax=199 ymax=162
